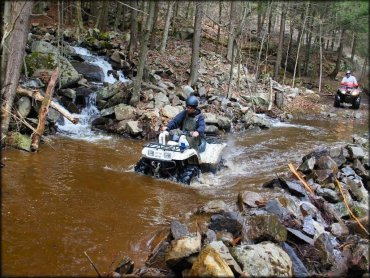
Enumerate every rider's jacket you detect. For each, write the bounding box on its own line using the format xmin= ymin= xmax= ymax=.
xmin=341 ymin=75 xmax=358 ymax=88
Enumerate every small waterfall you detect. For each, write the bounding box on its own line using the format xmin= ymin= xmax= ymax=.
xmin=56 ymin=46 xmax=126 ymax=140
xmin=73 ymin=46 xmax=126 ymax=84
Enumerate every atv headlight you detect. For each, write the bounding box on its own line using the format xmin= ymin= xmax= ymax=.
xmin=164 ymin=151 xmax=172 ymax=160
xmin=147 ymin=149 xmax=154 ymax=156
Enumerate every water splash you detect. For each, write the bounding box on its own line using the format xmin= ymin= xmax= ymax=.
xmin=56 ymin=93 xmax=112 ymax=141
xmin=73 ymin=46 xmax=126 ymax=84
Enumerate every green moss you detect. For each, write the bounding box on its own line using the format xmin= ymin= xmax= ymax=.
xmin=25 ymin=52 xmax=56 ymax=76
xmin=98 ymin=32 xmax=109 ymax=41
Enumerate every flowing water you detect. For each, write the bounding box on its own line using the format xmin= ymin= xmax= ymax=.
xmin=2 ymin=47 xmax=368 ymax=276
xmin=2 ymin=116 xmax=367 ymax=276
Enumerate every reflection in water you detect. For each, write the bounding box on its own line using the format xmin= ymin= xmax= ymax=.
xmin=1 ymin=117 xmax=367 ymax=276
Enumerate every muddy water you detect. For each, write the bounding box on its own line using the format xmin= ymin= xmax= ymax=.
xmin=1 ymin=117 xmax=367 ymax=276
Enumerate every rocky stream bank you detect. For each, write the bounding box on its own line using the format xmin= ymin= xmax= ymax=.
xmin=105 ymin=137 xmax=369 ymax=277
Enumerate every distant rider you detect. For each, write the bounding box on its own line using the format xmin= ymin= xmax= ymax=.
xmin=162 ymin=95 xmax=205 ymax=151
xmin=341 ymin=70 xmax=358 ymax=88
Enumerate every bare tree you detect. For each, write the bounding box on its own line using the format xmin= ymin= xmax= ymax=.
xmin=1 ymin=1 xmax=34 ymax=142
xmin=128 ymin=0 xmax=138 ymax=60
xmin=188 ymin=2 xmax=204 ymax=86
xmin=130 ymin=1 xmax=155 ymax=107
xmin=160 ymin=1 xmax=174 ymax=54
xmin=274 ymin=3 xmax=286 ymax=79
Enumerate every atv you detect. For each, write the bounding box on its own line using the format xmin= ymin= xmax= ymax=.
xmin=334 ymin=85 xmax=361 ymax=109
xmin=134 ymin=131 xmax=227 ymax=184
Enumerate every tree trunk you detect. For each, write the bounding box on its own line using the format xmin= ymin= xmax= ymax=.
xmin=188 ymin=2 xmax=204 ymax=86
xmin=1 ymin=1 xmax=33 ymax=143
xmin=274 ymin=3 xmax=285 ymax=79
xmin=76 ymin=0 xmax=84 ymax=31
xmin=98 ymin=1 xmax=109 ymax=31
xmin=350 ymin=32 xmax=357 ymax=66
xmin=149 ymin=1 xmax=160 ymax=49
xmin=128 ymin=0 xmax=138 ymax=59
xmin=226 ymin=1 xmax=236 ymax=61
xmin=114 ymin=0 xmax=124 ymax=32
xmin=292 ymin=2 xmax=309 ymax=87
xmin=130 ymin=1 xmax=155 ymax=107
xmin=160 ymin=1 xmax=174 ymax=54
xmin=31 ymin=68 xmax=59 ymax=152
xmin=216 ymin=1 xmax=222 ymax=53
xmin=227 ymin=39 xmax=236 ymax=99
xmin=329 ymin=28 xmax=345 ymax=79
xmin=318 ymin=18 xmax=323 ymax=93
xmin=303 ymin=8 xmax=314 ymax=76
xmin=1 ymin=0 xmax=12 ymax=86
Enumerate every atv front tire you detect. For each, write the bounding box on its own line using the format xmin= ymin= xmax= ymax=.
xmin=334 ymin=95 xmax=341 ymax=107
xmin=134 ymin=158 xmax=150 ymax=175
xmin=352 ymin=96 xmax=361 ymax=109
xmin=178 ymin=166 xmax=199 ymax=185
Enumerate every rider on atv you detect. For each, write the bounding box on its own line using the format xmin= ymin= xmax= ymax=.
xmin=161 ymin=95 xmax=206 ymax=152
xmin=341 ymin=70 xmax=358 ymax=88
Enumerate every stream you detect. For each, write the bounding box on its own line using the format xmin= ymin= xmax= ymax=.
xmin=2 ymin=47 xmax=368 ymax=276
xmin=2 ymin=115 xmax=367 ymax=276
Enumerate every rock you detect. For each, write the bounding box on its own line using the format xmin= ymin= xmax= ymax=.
xmin=15 ymin=96 xmax=32 ymax=117
xmin=302 ymin=216 xmax=326 ymax=240
xmin=71 ymin=61 xmax=104 ymax=82
xmin=25 ymin=52 xmax=80 ymax=88
xmin=161 ymin=105 xmax=183 ymax=119
xmin=58 ymin=88 xmax=76 ymax=99
xmin=203 ymin=113 xmax=218 ymax=125
xmin=101 ymin=106 xmax=115 ymax=117
xmin=350 ymin=240 xmax=369 ymax=274
xmin=96 ymin=81 xmax=131 ymax=100
xmin=114 ymin=256 xmax=134 ymax=275
xmin=352 ymin=159 xmax=367 ymax=177
xmin=316 ymin=188 xmax=340 ymax=203
xmin=188 ymin=245 xmax=234 ymax=277
xmin=22 ymin=78 xmax=45 ymax=88
xmin=345 ymin=178 xmax=364 ymax=202
xmin=313 ymin=169 xmax=334 ymax=184
xmin=281 ymin=242 xmax=309 ymax=277
xmin=330 ymin=222 xmax=349 ymax=238
xmin=285 ymin=181 xmax=307 ymax=198
xmin=346 ymin=145 xmax=365 ymax=161
xmin=341 ymin=166 xmax=356 ymax=177
xmin=60 ymin=96 xmax=80 ymax=114
xmin=217 ymin=116 xmax=231 ymax=131
xmin=197 ymin=200 xmax=228 ymax=214
xmin=298 ymin=156 xmax=316 ymax=173
xmin=165 ymin=233 xmax=201 ymax=269
xmin=154 ymin=92 xmax=170 ymax=109
xmin=203 ymin=229 xmax=217 ymax=245
xmin=316 ymin=155 xmax=339 ymax=174
xmin=170 ymin=220 xmax=189 ymax=240
xmin=31 ymin=40 xmax=58 ymax=54
xmin=5 ymin=132 xmax=31 ymax=152
xmin=230 ymin=242 xmax=293 ymax=277
xmin=300 ymin=201 xmax=319 ymax=218
xmin=125 ymin=121 xmax=142 ymax=136
xmin=244 ymin=214 xmax=287 ymax=243
xmin=114 ymin=104 xmax=135 ymax=121
xmin=237 ymin=191 xmax=263 ymax=209
xmin=208 ymin=241 xmax=243 ymax=275
xmin=208 ymin=212 xmax=244 ymax=237
xmin=205 ymin=125 xmax=219 ymax=135
xmin=314 ymin=232 xmax=335 ymax=267
xmin=286 ymin=228 xmax=314 ymax=245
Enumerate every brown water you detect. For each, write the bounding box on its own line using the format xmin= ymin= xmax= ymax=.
xmin=1 ymin=117 xmax=367 ymax=276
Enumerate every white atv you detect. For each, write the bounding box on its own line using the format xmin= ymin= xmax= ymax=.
xmin=134 ymin=131 xmax=227 ymax=184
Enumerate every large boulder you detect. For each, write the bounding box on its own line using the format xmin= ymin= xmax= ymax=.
xmin=5 ymin=132 xmax=31 ymax=152
xmin=114 ymin=104 xmax=135 ymax=121
xmin=230 ymin=242 xmax=293 ymax=276
xmin=188 ymin=245 xmax=234 ymax=277
xmin=161 ymin=105 xmax=183 ymax=119
xmin=70 ymin=61 xmax=104 ymax=82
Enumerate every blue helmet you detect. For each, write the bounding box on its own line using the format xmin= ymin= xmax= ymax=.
xmin=186 ymin=95 xmax=199 ymax=107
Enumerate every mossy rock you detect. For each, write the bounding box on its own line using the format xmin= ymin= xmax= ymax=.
xmin=25 ymin=52 xmax=80 ymax=88
xmin=6 ymin=132 xmax=31 ymax=152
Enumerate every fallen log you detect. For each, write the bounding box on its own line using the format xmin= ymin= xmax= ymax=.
xmin=31 ymin=67 xmax=58 ymax=152
xmin=16 ymin=87 xmax=79 ymax=125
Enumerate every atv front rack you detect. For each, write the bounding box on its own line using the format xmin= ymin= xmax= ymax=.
xmin=145 ymin=142 xmax=183 ymax=152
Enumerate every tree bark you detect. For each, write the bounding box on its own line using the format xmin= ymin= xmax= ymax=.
xmin=130 ymin=1 xmax=155 ymax=107
xmin=16 ymin=87 xmax=79 ymax=124
xmin=226 ymin=1 xmax=236 ymax=61
xmin=114 ymin=0 xmax=124 ymax=32
xmin=128 ymin=0 xmax=138 ymax=59
xmin=274 ymin=3 xmax=285 ymax=79
xmin=227 ymin=39 xmax=236 ymax=99
xmin=1 ymin=1 xmax=33 ymax=143
xmin=329 ymin=28 xmax=345 ymax=79
xmin=318 ymin=18 xmax=323 ymax=93
xmin=149 ymin=1 xmax=160 ymax=49
xmin=188 ymin=2 xmax=204 ymax=86
xmin=350 ymin=32 xmax=357 ymax=66
xmin=31 ymin=67 xmax=59 ymax=152
xmin=76 ymin=0 xmax=84 ymax=31
xmin=160 ymin=1 xmax=174 ymax=54
xmin=216 ymin=1 xmax=222 ymax=53
xmin=292 ymin=2 xmax=309 ymax=87
xmin=1 ymin=1 xmax=12 ymax=86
